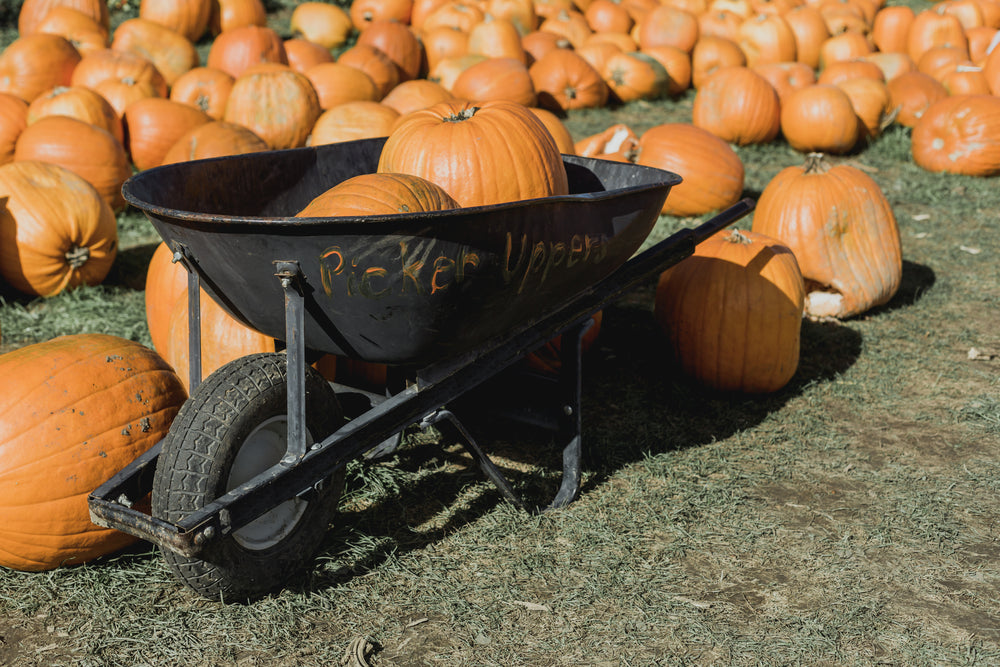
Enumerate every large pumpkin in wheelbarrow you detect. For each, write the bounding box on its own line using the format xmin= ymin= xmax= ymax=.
xmin=0 ymin=334 xmax=187 ymax=571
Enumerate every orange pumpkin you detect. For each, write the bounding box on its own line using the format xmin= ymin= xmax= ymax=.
xmin=782 ymin=5 xmax=830 ymax=69
xmin=337 ymin=44 xmax=402 ymax=99
xmin=33 ymin=6 xmax=109 ymax=54
xmin=907 ymin=7 xmax=968 ymax=65
xmin=109 ymin=18 xmax=200 ymax=87
xmin=380 ymin=78 xmax=454 ymax=115
xmin=14 ymin=115 xmax=131 ymax=211
xmin=308 ymin=101 xmax=400 ymax=146
xmin=871 ymin=5 xmax=915 ymax=54
xmin=123 ymin=97 xmax=211 ymax=171
xmin=691 ymin=65 xmax=780 ymax=145
xmin=145 ymin=241 xmax=189 ymax=356
xmin=635 ymin=5 xmax=700 ymax=53
xmin=283 ymin=38 xmax=334 ymax=73
xmin=529 ymin=48 xmax=610 ymax=111
xmin=779 ymin=84 xmax=862 ymax=155
xmin=690 ymin=35 xmax=747 ymax=89
xmin=206 ymin=25 xmax=288 ymax=78
xmin=160 ymin=120 xmax=269 ymax=165
xmin=26 ymin=85 xmax=124 ymax=145
xmin=528 ymin=106 xmax=577 ymax=154
xmin=575 ymin=122 xmax=639 ymax=160
xmin=377 ymin=99 xmax=569 ymax=207
xmin=304 ymin=62 xmax=381 ymax=110
xmin=450 ymin=56 xmax=538 ymax=106
xmin=654 ymin=229 xmax=805 ymax=393
xmin=357 ymin=20 xmax=425 ymax=82
xmin=70 ymin=48 xmax=169 ymax=101
xmin=351 ymin=0 xmax=414 ymax=28
xmin=468 ymin=14 xmax=530 ymax=63
xmin=223 ymin=65 xmax=321 ymax=149
xmin=0 ymin=93 xmax=29 ymax=164
xmin=163 ymin=288 xmax=277 ymax=391
xmin=18 ymin=0 xmax=110 ymax=35
xmin=139 ymin=0 xmax=212 ymax=42
xmin=634 ymin=122 xmax=745 ymax=217
xmin=752 ymin=153 xmax=902 ymax=319
xmin=0 ymin=33 xmax=81 ymax=103
xmin=836 ymin=76 xmax=894 ymax=139
xmin=911 ymin=94 xmax=1000 ymax=176
xmin=602 ymin=51 xmax=670 ymax=102
xmin=210 ymin=0 xmax=268 ymax=35
xmin=886 ymin=71 xmax=949 ymax=127
xmin=752 ymin=61 xmax=816 ymax=103
xmin=0 ymin=333 xmax=187 ymax=571
xmin=295 ymin=173 xmax=459 ymax=217
xmin=0 ymin=160 xmax=117 ymax=297
xmin=289 ymin=2 xmax=354 ymax=50
xmin=738 ymin=13 xmax=797 ymax=67
xmin=169 ymin=66 xmax=235 ymax=119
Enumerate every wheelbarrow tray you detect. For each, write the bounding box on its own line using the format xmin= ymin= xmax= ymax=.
xmin=123 ymin=137 xmax=682 ymax=367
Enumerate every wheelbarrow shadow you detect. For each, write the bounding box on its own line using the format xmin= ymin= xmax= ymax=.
xmin=291 ymin=261 xmax=934 ymax=596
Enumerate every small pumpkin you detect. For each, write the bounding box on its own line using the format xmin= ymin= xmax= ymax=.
xmin=109 ymin=18 xmax=200 ymax=87
xmin=377 ymin=99 xmax=569 ymax=207
xmin=380 ymin=78 xmax=454 ymax=115
xmin=886 ymin=71 xmax=949 ymax=127
xmin=26 ymin=85 xmax=123 ymax=145
xmin=210 ymin=0 xmax=268 ymax=35
xmin=528 ymin=47 xmax=610 ymax=111
xmin=18 ymin=0 xmax=110 ymax=36
xmin=0 ymin=333 xmax=187 ymax=571
xmin=357 ymin=20 xmax=425 ymax=82
xmin=654 ymin=229 xmax=805 ymax=393
xmin=0 ymin=33 xmax=82 ymax=103
xmin=304 ymin=62 xmax=380 ymax=110
xmin=751 ymin=153 xmax=902 ymax=319
xmin=0 ymin=160 xmax=116 ymax=297
xmin=295 ymin=173 xmax=460 ymax=217
xmin=451 ymin=56 xmax=537 ymax=106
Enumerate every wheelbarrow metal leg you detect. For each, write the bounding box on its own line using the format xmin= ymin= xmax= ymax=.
xmin=549 ymin=319 xmax=586 ymax=510
xmin=171 ymin=242 xmax=203 ymax=392
xmin=274 ymin=260 xmax=308 ymax=462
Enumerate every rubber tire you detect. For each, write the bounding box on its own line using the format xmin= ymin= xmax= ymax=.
xmin=151 ymin=352 xmax=345 ymax=602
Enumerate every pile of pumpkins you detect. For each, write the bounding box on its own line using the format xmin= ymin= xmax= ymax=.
xmin=1 ymin=0 xmax=987 ymax=569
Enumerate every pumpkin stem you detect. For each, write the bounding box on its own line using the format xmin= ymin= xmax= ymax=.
xmin=445 ymin=106 xmax=480 ymax=122
xmin=65 ymin=245 xmax=90 ymax=269
xmin=724 ymin=229 xmax=753 ymax=245
xmin=803 ymin=152 xmax=831 ymax=174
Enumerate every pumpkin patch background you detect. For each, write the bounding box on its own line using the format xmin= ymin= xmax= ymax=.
xmin=1 ymin=0 xmax=999 ymax=664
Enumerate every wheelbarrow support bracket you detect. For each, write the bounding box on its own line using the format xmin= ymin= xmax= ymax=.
xmin=274 ymin=260 xmax=308 ymax=462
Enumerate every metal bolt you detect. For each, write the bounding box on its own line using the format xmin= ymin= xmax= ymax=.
xmin=563 ymin=405 xmax=574 ymax=416
xmin=194 ymin=526 xmax=216 ymax=545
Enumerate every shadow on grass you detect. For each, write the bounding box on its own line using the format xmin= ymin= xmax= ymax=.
xmin=293 ymin=290 xmax=865 ymax=596
xmin=865 ymin=259 xmax=936 ymax=317
xmin=105 ymin=242 xmax=159 ymax=291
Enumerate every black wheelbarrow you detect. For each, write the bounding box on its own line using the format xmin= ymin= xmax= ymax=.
xmin=88 ymin=137 xmax=754 ymax=601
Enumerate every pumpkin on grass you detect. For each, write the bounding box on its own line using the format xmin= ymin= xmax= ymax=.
xmin=911 ymin=94 xmax=1000 ymax=176
xmin=377 ymin=99 xmax=568 ymax=207
xmin=0 ymin=160 xmax=116 ymax=297
xmin=634 ymin=122 xmax=744 ymax=217
xmin=752 ymin=153 xmax=902 ymax=319
xmin=0 ymin=334 xmax=187 ymax=571
xmin=654 ymin=229 xmax=805 ymax=394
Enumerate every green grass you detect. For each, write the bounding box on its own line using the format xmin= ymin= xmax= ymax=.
xmin=3 ymin=1 xmax=1000 ymax=665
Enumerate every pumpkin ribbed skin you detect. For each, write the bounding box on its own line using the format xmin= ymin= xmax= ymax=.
xmin=751 ymin=153 xmax=902 ymax=319
xmin=654 ymin=229 xmax=805 ymax=393
xmin=0 ymin=93 xmax=28 ymax=164
xmin=0 ymin=33 xmax=81 ymax=103
xmin=123 ymin=97 xmax=211 ymax=171
xmin=0 ymin=160 xmax=117 ymax=297
xmin=692 ymin=65 xmax=780 ymax=145
xmin=0 ymin=334 xmax=187 ymax=571
xmin=27 ymin=85 xmax=123 ymax=144
xmin=377 ymin=99 xmax=569 ymax=207
xmin=911 ymin=95 xmax=1000 ymax=176
xmin=223 ymin=65 xmax=321 ymax=149
xmin=296 ymin=173 xmax=460 ymax=217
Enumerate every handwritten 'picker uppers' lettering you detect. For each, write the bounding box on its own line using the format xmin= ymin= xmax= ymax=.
xmin=318 ymin=231 xmax=610 ymax=299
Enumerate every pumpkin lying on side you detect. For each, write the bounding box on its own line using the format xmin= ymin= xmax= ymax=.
xmin=0 ymin=334 xmax=187 ymax=571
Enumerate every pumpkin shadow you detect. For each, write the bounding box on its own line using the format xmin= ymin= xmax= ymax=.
xmin=859 ymin=259 xmax=936 ymax=318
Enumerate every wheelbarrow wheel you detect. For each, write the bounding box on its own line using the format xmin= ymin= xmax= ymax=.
xmin=151 ymin=352 xmax=345 ymax=601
